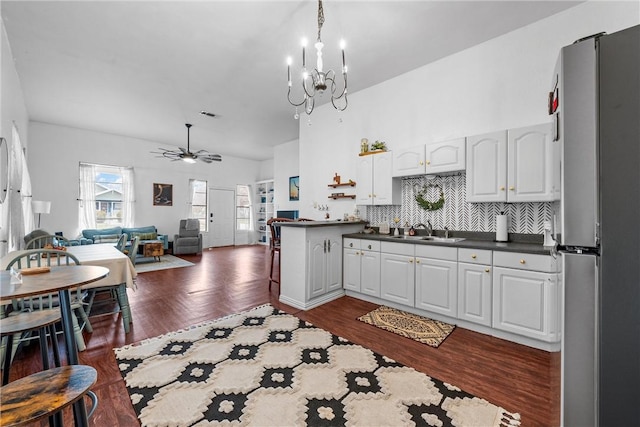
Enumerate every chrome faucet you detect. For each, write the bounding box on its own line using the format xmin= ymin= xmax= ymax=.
xmin=414 ymin=220 xmax=433 ymax=236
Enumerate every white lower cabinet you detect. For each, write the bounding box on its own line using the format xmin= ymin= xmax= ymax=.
xmin=380 ymin=242 xmax=415 ymax=306
xmin=457 ymin=248 xmax=493 ymax=326
xmin=414 ymin=246 xmax=458 ymax=317
xmin=343 ymin=239 xmax=380 ymax=297
xmin=308 ymin=235 xmax=342 ymax=300
xmin=492 ymin=252 xmax=559 ymax=342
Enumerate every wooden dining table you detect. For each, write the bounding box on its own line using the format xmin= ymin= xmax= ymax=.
xmin=0 ymin=265 xmax=109 ymax=427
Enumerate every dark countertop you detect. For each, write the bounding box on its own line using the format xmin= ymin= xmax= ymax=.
xmin=343 ymin=231 xmax=554 ymax=255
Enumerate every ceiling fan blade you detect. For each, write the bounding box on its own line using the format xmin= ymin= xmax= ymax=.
xmin=198 ymin=157 xmax=212 ymax=164
xmin=202 ymin=154 xmax=222 ymax=162
xmin=179 ymin=147 xmax=189 ymax=154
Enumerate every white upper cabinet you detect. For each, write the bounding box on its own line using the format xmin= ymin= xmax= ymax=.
xmin=392 ymin=145 xmax=425 ymax=177
xmin=507 ymin=123 xmax=558 ymax=202
xmin=392 ymin=138 xmax=466 ymax=177
xmin=467 ymin=123 xmax=557 ymax=203
xmin=356 ymin=152 xmax=401 ymax=205
xmin=466 ymin=131 xmax=508 ymax=202
xmin=425 ymin=137 xmax=466 ymax=175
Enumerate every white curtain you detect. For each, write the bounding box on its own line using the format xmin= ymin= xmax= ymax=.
xmin=188 ymin=179 xmax=196 ymax=218
xmin=78 ymin=163 xmax=96 ymax=231
xmin=121 ymin=167 xmax=135 ymax=227
xmin=247 ymin=184 xmax=255 ymax=232
xmin=7 ymin=123 xmax=28 ymax=251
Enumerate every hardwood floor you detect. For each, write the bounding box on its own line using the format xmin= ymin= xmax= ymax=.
xmin=4 ymin=245 xmax=560 ymax=426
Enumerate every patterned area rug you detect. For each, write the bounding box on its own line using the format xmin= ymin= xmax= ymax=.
xmin=358 ymin=306 xmax=456 ymax=348
xmin=134 ymin=255 xmax=195 ymax=273
xmin=114 ymin=304 xmax=520 ymax=426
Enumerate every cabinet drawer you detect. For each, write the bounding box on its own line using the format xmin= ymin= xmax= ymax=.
xmin=360 ymin=240 xmax=380 ymax=252
xmin=343 ymin=238 xmax=361 ymax=249
xmin=380 ymin=241 xmax=415 ymax=256
xmin=415 ymin=245 xmax=457 ymax=261
xmin=493 ymin=251 xmax=557 ymax=272
xmin=458 ymin=248 xmax=492 ymax=265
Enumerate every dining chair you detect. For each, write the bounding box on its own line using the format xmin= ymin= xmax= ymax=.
xmin=2 ymin=249 xmax=92 ymax=366
xmin=114 ymin=233 xmax=127 ymax=253
xmin=25 ymin=234 xmax=71 ymax=249
xmin=266 ymin=218 xmax=293 ymax=292
xmin=127 ymin=236 xmax=140 ymax=266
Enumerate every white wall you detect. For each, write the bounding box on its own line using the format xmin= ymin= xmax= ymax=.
xmin=27 ymin=122 xmax=262 ymax=242
xmin=273 ymin=139 xmax=300 ymax=215
xmin=298 ymin=1 xmax=639 ymax=220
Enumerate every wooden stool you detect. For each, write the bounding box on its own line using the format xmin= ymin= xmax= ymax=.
xmin=0 ymin=365 xmax=98 ymax=427
xmin=1 ymin=309 xmax=62 ymax=385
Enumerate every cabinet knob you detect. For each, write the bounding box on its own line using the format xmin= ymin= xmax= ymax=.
xmin=509 ymin=186 xmax=515 ymax=191
xmin=416 ymin=259 xmax=420 ymax=264
xmin=409 ymin=258 xmax=414 ymax=263
xmin=426 ymin=160 xmax=431 ymax=165
xmin=485 ymin=268 xmax=490 ymax=273
xmin=471 ymin=254 xmax=477 ymax=259
xmin=349 ymin=243 xmax=353 ymax=247
xmin=520 ymin=259 xmax=526 ymax=264
xmin=372 ymin=194 xmax=377 ymax=198
xmin=368 ymin=194 xmax=372 ymax=198
xmin=360 ymin=252 xmax=364 ymax=256
xmin=419 ymin=161 xmax=424 ymax=166
xmin=367 ymin=245 xmax=372 ymax=250
xmin=500 ymin=186 xmax=505 ymax=191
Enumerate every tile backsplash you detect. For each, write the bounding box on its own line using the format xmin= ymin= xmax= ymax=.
xmin=363 ymin=173 xmax=553 ymax=234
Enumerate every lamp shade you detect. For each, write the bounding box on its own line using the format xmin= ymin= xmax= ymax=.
xmin=32 ymin=200 xmax=52 ymax=214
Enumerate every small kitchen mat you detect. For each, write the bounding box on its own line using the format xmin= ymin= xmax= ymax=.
xmin=358 ymin=306 xmax=455 ymax=348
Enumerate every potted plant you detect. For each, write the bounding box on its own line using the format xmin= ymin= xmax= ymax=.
xmin=371 ymin=140 xmax=387 ymax=151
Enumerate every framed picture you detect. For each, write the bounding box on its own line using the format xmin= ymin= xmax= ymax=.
xmin=289 ymin=176 xmax=299 ymax=201
xmin=153 ymin=183 xmax=173 ymax=206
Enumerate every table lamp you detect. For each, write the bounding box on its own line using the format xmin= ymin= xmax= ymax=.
xmin=32 ymin=200 xmax=51 ymax=228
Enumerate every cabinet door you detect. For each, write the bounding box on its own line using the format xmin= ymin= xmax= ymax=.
xmin=360 ymin=250 xmax=381 ymax=297
xmin=326 ymin=238 xmax=343 ymax=292
xmin=458 ymin=262 xmax=492 ymax=326
xmin=380 ymin=252 xmax=415 ymax=306
xmin=343 ymin=248 xmax=361 ymax=292
xmin=492 ymin=267 xmax=559 ymax=341
xmin=307 ymin=238 xmax=327 ymax=299
xmin=507 ymin=123 xmax=556 ymax=202
xmin=355 ymin=155 xmax=373 ymax=204
xmin=425 ymin=138 xmax=466 ymax=175
xmin=372 ymin=152 xmax=400 ymax=205
xmin=392 ymin=145 xmax=425 ymax=177
xmin=466 ymin=131 xmax=507 ymax=202
xmin=415 ymin=257 xmax=458 ymax=317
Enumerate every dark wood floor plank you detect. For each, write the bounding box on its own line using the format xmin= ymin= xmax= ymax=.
xmin=3 ymin=245 xmax=559 ymax=426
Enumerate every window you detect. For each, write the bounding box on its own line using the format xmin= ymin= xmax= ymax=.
xmin=189 ymin=180 xmax=207 ymax=232
xmin=236 ymin=185 xmax=252 ymax=230
xmin=78 ymin=163 xmax=134 ymax=230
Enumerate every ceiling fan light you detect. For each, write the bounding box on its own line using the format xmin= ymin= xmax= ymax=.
xmin=182 ymin=156 xmax=197 ymax=164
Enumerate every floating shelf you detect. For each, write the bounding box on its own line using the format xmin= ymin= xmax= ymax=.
xmin=328 ymin=195 xmax=356 ymax=200
xmin=358 ymin=149 xmax=387 ymax=156
xmin=327 ymin=182 xmax=356 ymax=188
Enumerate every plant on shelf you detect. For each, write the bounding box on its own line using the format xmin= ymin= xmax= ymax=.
xmin=371 ymin=140 xmax=387 ymax=151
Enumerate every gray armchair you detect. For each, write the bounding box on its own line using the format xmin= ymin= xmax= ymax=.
xmin=173 ymin=219 xmax=203 ymax=255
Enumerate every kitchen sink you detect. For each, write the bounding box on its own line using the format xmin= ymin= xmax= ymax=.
xmin=389 ymin=235 xmax=466 ymax=243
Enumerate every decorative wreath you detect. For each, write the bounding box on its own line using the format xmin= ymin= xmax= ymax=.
xmin=415 ymin=183 xmax=445 ymax=211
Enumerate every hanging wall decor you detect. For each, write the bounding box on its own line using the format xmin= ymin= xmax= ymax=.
xmin=415 ymin=183 xmax=445 ymax=211
xmin=153 ymin=183 xmax=173 ymax=206
xmin=289 ymin=176 xmax=299 ymax=201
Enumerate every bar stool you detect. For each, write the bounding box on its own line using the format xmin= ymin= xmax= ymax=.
xmin=1 ymin=309 xmax=61 ymax=385
xmin=266 ymin=217 xmax=293 ymax=292
xmin=0 ymin=365 xmax=98 ymax=427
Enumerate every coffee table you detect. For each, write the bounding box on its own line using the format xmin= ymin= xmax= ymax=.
xmin=141 ymin=240 xmax=164 ymax=261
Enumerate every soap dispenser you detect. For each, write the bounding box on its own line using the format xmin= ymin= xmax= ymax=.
xmin=408 ymin=226 xmax=416 ymax=236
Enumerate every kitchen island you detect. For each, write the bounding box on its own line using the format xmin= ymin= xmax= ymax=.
xmin=278 ymin=220 xmax=366 ymax=310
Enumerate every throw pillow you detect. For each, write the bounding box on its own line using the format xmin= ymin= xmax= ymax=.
xmin=133 ymin=232 xmax=158 ymax=241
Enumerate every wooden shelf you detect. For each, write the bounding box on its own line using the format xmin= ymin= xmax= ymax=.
xmin=358 ymin=149 xmax=387 ymax=156
xmin=328 ymin=195 xmax=356 ymax=200
xmin=327 ymin=182 xmax=356 ymax=188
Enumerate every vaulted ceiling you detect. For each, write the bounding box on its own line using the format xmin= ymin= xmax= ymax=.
xmin=2 ymin=1 xmax=581 ymax=160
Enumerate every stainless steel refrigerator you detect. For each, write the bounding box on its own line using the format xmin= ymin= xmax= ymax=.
xmin=552 ymin=25 xmax=639 ymax=426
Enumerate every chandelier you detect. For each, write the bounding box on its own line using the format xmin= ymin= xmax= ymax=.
xmin=286 ymin=0 xmax=348 ymax=117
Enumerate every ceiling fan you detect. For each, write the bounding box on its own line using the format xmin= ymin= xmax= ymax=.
xmin=152 ymin=123 xmax=222 ymax=164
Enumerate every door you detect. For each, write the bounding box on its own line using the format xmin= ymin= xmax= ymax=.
xmin=355 ymin=156 xmax=373 ymax=204
xmin=392 ymin=145 xmax=425 ymax=177
xmin=208 ymin=188 xmax=235 ymax=248
xmin=415 ymin=257 xmax=458 ymax=317
xmin=307 ymin=237 xmax=327 ymax=299
xmin=380 ymin=252 xmax=414 ymax=306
